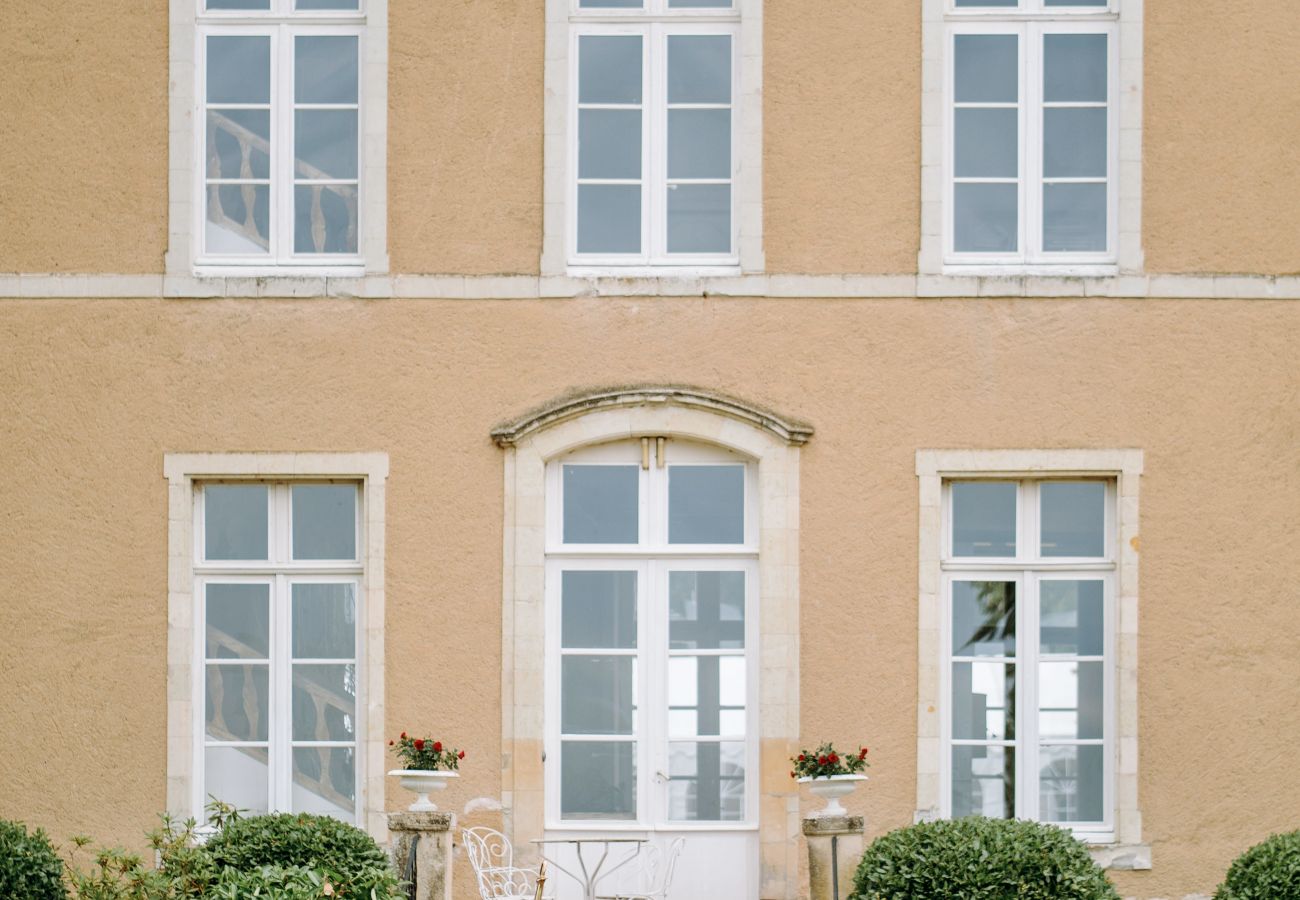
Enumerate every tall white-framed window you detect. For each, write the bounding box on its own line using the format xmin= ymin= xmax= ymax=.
xmin=194 ymin=480 xmax=364 ymax=823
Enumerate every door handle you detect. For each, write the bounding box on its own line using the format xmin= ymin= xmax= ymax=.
xmin=654 ymin=770 xmax=669 ymax=784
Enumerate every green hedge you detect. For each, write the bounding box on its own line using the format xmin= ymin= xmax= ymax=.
xmin=850 ymin=817 xmax=1119 ymax=900
xmin=1214 ymin=831 xmax=1300 ymax=900
xmin=0 ymin=818 xmax=68 ymax=900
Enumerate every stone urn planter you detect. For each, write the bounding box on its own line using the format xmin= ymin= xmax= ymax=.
xmin=389 ymin=769 xmax=460 ymax=812
xmin=798 ymin=774 xmax=868 ymax=817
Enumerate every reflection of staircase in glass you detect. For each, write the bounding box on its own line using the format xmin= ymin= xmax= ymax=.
xmin=206 ymin=111 xmax=357 ymax=254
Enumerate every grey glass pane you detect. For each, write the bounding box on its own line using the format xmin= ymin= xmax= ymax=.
xmin=207 ymin=184 xmax=271 ymax=254
xmin=953 ymin=183 xmax=1017 ymax=253
xmin=668 ymin=656 xmax=745 ymax=737
xmin=297 ymin=0 xmax=360 ymax=8
xmin=295 ymin=36 xmax=359 ymax=104
xmin=562 ymin=656 xmax=635 ymax=735
xmin=1044 ymin=34 xmax=1108 ymax=103
xmin=208 ymin=0 xmax=270 ymax=8
xmin=292 ymin=484 xmax=357 ymax=560
xmin=1039 ymin=661 xmax=1104 ymax=740
xmin=1039 ymin=745 xmax=1104 ymax=822
xmin=669 ymin=465 xmax=744 ymax=544
xmin=670 ymin=0 xmax=734 ymax=6
xmin=668 ymin=109 xmax=731 ymax=180
xmin=1040 ymin=580 xmax=1105 ymax=656
xmin=952 ymin=481 xmax=1016 ymax=556
xmin=952 ymin=745 xmax=1014 ymax=818
xmin=561 ymin=741 xmax=635 ymax=819
xmin=207 ymin=110 xmax=270 ymax=180
xmin=294 ymin=184 xmax=358 ymax=254
xmin=1043 ymin=183 xmax=1106 ymax=252
xmin=580 ymin=0 xmax=641 ymax=6
xmin=954 ymin=108 xmax=1018 ymax=178
xmin=205 ymin=664 xmax=269 ymax=741
xmin=668 ymin=35 xmax=731 ymax=104
xmin=293 ymin=664 xmax=357 ymax=741
xmin=955 ymin=0 xmax=1018 ymax=5
xmin=1045 ymin=0 xmax=1107 ymax=5
xmin=292 ymin=746 xmax=356 ymax=820
xmin=563 ymin=465 xmax=639 ymax=543
xmin=954 ymin=34 xmax=1018 ymax=104
xmin=206 ymin=583 xmax=270 ymax=659
xmin=579 ymin=36 xmax=643 ymax=104
xmin=562 ymin=571 xmax=637 ymax=649
xmin=205 ymin=485 xmax=269 ymax=560
xmin=206 ymin=747 xmax=269 ymax=818
xmin=579 ymin=109 xmax=642 ymax=180
xmin=668 ymin=741 xmax=745 ymax=821
xmin=292 ymin=583 xmax=357 ymax=659
xmin=1044 ymin=108 xmax=1107 ymax=178
xmin=668 ymin=184 xmax=731 ymax=254
xmin=953 ymin=581 xmax=1016 ymax=657
xmin=953 ymin=661 xmax=1015 ymax=740
xmin=1041 ymin=481 xmax=1106 ymax=557
xmin=295 ymin=110 xmax=358 ymax=179
xmin=670 ymin=571 xmax=745 ymax=649
xmin=207 ymin=36 xmax=270 ymax=104
xmin=577 ymin=185 xmax=642 ymax=254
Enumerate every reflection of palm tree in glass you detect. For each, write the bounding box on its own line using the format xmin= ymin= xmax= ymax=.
xmin=971 ymin=582 xmax=1016 ymax=816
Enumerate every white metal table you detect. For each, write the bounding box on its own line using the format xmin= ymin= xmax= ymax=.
xmin=530 ymin=837 xmax=647 ymax=900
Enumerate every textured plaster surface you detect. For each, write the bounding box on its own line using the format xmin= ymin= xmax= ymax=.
xmin=0 ymin=296 xmax=1298 ymax=900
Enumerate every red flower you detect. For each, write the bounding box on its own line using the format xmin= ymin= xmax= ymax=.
xmin=859 ymin=747 xmax=868 ymax=759
xmin=818 ymin=755 xmax=828 ymax=765
xmin=829 ymin=753 xmax=839 ymax=764
xmin=798 ymin=754 xmax=806 ymax=761
xmin=400 ymin=732 xmax=407 ymax=740
xmin=790 ymin=771 xmax=796 ymax=778
xmin=433 ymin=741 xmax=443 ymax=753
xmin=388 ymin=740 xmax=394 ymax=747
xmin=414 ymin=739 xmax=425 ymax=751
xmin=457 ymin=750 xmax=465 ymax=760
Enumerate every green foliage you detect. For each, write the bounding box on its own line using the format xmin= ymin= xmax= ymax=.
xmin=390 ymin=733 xmax=463 ymax=772
xmin=64 ymin=814 xmax=214 ymax=900
xmin=790 ymin=741 xmax=870 ymax=779
xmin=207 ymin=865 xmax=374 ymax=899
xmin=850 ymin=817 xmax=1120 ymax=900
xmin=0 ymin=818 xmax=68 ymax=900
xmin=1214 ymin=830 xmax=1300 ymax=900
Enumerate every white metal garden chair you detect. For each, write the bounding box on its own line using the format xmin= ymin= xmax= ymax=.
xmin=462 ymin=826 xmax=555 ymax=900
xmin=594 ymin=837 xmax=684 ymax=900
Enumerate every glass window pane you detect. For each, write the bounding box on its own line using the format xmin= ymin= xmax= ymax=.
xmin=1040 ymin=580 xmax=1105 ymax=656
xmin=951 ymin=745 xmax=1014 ymax=818
xmin=206 ymin=747 xmax=269 ymax=818
xmin=206 ymin=583 xmax=270 ymax=659
xmin=1043 ymin=183 xmax=1107 ymax=253
xmin=668 ymin=741 xmax=745 ymax=821
xmin=955 ymin=0 xmax=1018 ymax=6
xmin=1044 ymin=108 xmax=1107 ymax=179
xmin=579 ymin=109 xmax=642 ymax=180
xmin=952 ymin=661 xmax=1015 ymax=740
xmin=207 ymin=184 xmax=271 ymax=254
xmin=579 ymin=36 xmax=643 ymax=104
xmin=292 ymin=583 xmax=357 ymax=659
xmin=204 ymin=485 xmax=269 ymax=560
xmin=1039 ymin=745 xmax=1104 ymax=823
xmin=669 ymin=465 xmax=744 ymax=544
xmin=207 ymin=110 xmax=271 ymax=180
xmin=297 ymin=0 xmax=360 ymax=8
xmin=294 ymin=109 xmax=358 ymax=179
xmin=670 ymin=0 xmax=734 ymax=5
xmin=206 ymin=664 xmax=270 ymax=741
xmin=952 ymin=581 xmax=1016 ymax=657
xmin=954 ymin=34 xmax=1018 ymax=104
xmin=293 ymin=664 xmax=357 ymax=741
xmin=292 ymin=484 xmax=357 ymax=560
xmin=669 ymin=656 xmax=746 ymax=737
xmin=668 ymin=36 xmax=731 ymax=104
xmin=208 ymin=0 xmax=271 ymax=8
xmin=563 ymin=465 xmax=639 ymax=543
xmin=954 ymin=108 xmax=1018 ymax=179
xmin=562 ymin=571 xmax=637 ymax=649
xmin=667 ymin=184 xmax=731 ymax=254
xmin=580 ymin=0 xmax=642 ymax=6
xmin=561 ymin=741 xmax=636 ymax=819
xmin=953 ymin=183 xmax=1018 ymax=254
xmin=1044 ymin=34 xmax=1108 ymax=103
xmin=294 ymin=184 xmax=358 ymax=254
xmin=1038 ymin=661 xmax=1104 ymax=740
xmin=952 ymin=482 xmax=1016 ymax=557
xmin=577 ymin=185 xmax=642 ymax=255
xmin=1040 ymin=481 xmax=1106 ymax=557
xmin=295 ymin=36 xmax=359 ymax=104
xmin=668 ymin=109 xmax=731 ymax=180
xmin=670 ymin=571 xmax=745 ymax=649
xmin=562 ymin=656 xmax=635 ymax=735
xmin=207 ymin=36 xmax=270 ymax=104
xmin=292 ymin=747 xmax=356 ymax=820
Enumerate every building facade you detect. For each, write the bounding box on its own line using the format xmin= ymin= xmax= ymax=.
xmin=1 ymin=1 xmax=1298 ymax=899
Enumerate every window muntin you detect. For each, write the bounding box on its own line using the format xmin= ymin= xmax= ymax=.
xmin=198 ymin=1 xmax=363 ymax=265
xmin=942 ymin=479 xmax=1114 ymax=836
xmin=196 ymin=481 xmax=363 ymax=823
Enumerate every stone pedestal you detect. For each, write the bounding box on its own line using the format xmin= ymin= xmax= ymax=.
xmin=389 ymin=811 xmax=453 ymax=900
xmin=802 ymin=815 xmax=864 ymax=900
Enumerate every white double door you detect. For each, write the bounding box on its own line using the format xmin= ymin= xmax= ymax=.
xmin=544 ymin=558 xmax=759 ymax=900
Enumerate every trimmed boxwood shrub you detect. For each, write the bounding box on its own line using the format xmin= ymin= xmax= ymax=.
xmin=1214 ymin=831 xmax=1300 ymax=900
xmin=850 ymin=817 xmax=1119 ymax=900
xmin=0 ymin=818 xmax=68 ymax=900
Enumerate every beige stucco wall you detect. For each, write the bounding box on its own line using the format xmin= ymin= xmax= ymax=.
xmin=1 ymin=297 xmax=1297 ymax=899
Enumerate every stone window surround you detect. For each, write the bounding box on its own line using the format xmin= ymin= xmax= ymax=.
xmin=493 ymin=387 xmax=809 ymax=899
xmin=915 ymin=449 xmax=1150 ymax=871
xmin=164 ymin=452 xmax=389 ymax=840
